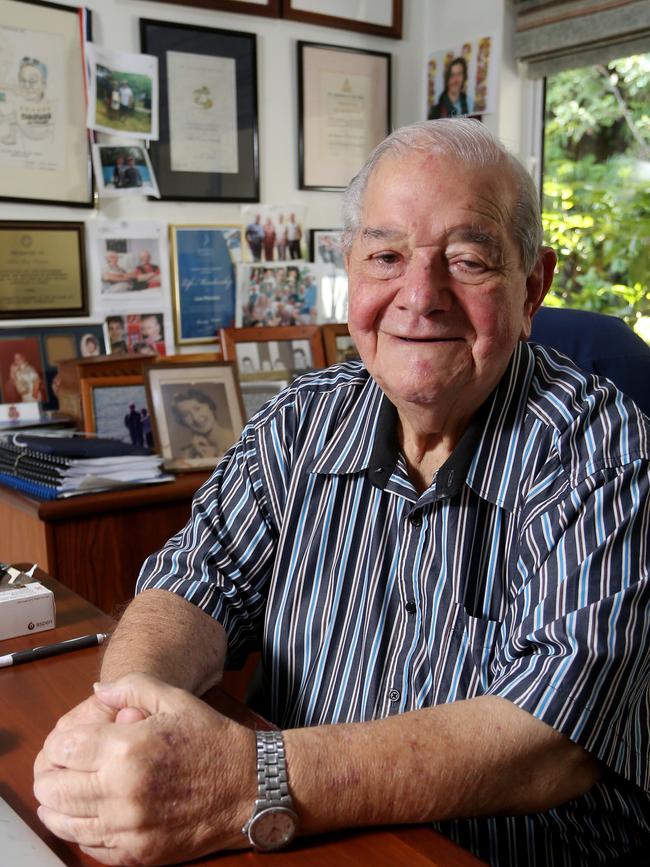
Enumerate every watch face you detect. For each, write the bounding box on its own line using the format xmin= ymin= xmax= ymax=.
xmin=250 ymin=807 xmax=297 ymax=851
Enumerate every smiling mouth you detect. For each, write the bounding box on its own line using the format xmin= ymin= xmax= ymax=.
xmin=398 ymin=336 xmax=460 ymax=342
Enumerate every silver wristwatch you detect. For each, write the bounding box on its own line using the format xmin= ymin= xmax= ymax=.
xmin=242 ymin=730 xmax=299 ymax=852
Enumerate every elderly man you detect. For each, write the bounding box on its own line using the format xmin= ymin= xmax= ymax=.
xmin=34 ymin=120 xmax=649 ymax=866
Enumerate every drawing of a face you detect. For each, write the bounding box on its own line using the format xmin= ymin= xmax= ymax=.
xmin=19 ymin=62 xmax=45 ymax=101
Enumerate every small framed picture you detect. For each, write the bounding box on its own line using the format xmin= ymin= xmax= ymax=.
xmin=0 ymin=323 xmax=108 ymax=409
xmin=298 ymin=41 xmax=391 ymax=190
xmin=239 ymin=378 xmax=288 ymax=420
xmin=309 ymin=229 xmax=345 ymax=269
xmin=80 ymin=375 xmax=151 ymax=447
xmin=92 ymin=144 xmax=160 ymax=198
xmin=322 ymin=323 xmax=360 ymax=366
xmin=221 ymin=325 xmax=326 ymax=380
xmin=145 ymin=361 xmax=245 ymax=471
xmin=281 ymin=0 xmax=402 ymax=39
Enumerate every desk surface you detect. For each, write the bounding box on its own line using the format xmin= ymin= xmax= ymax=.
xmin=1 ymin=574 xmax=485 ymax=867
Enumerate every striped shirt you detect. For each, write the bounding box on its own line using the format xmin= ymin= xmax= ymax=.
xmin=137 ymin=341 xmax=650 ymax=866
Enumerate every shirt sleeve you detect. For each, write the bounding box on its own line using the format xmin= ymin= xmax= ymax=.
xmin=487 ymin=457 xmax=650 ymax=793
xmin=135 ymin=394 xmax=295 ymax=667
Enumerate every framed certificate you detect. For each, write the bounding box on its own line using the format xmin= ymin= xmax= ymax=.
xmin=170 ymin=225 xmax=243 ymax=345
xmin=140 ymin=19 xmax=259 ymax=202
xmin=0 ymin=221 xmax=88 ymax=319
xmin=0 ymin=0 xmax=93 ymax=207
xmin=282 ymin=0 xmax=402 ymax=39
xmin=141 ymin=0 xmax=280 ymax=15
xmin=298 ymin=42 xmax=391 ymax=191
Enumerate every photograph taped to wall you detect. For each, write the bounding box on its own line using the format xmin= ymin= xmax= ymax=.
xmin=145 ymin=361 xmax=245 ymax=471
xmin=0 ymin=1 xmax=92 ymax=206
xmin=240 ymin=205 xmax=307 ymax=262
xmin=92 ymin=143 xmax=160 ymax=198
xmin=426 ymin=35 xmax=498 ymax=119
xmin=309 ymin=229 xmax=345 ymax=269
xmin=88 ymin=220 xmax=170 ymax=311
xmin=105 ymin=313 xmax=167 ymax=357
xmin=86 ymin=42 xmax=159 ymax=141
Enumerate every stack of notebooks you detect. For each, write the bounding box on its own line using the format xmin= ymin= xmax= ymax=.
xmin=0 ymin=433 xmax=172 ymax=500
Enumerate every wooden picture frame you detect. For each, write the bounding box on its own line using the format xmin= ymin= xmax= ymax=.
xmin=282 ymin=0 xmax=402 ymax=39
xmin=0 ymin=221 xmax=88 ymax=319
xmin=80 ymin=375 xmax=150 ymax=447
xmin=221 ymin=324 xmax=326 ymax=379
xmin=322 ymin=323 xmax=359 ymax=366
xmin=170 ymin=225 xmax=243 ymax=345
xmin=0 ymin=0 xmax=93 ymax=207
xmin=145 ymin=360 xmax=245 ymax=471
xmin=141 ymin=0 xmax=280 ymax=16
xmin=298 ymin=41 xmax=391 ymax=191
xmin=140 ymin=19 xmax=259 ymax=202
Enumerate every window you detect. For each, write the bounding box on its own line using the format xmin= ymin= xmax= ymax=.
xmin=541 ymin=53 xmax=650 ymax=341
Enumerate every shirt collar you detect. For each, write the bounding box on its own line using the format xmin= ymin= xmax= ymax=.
xmin=312 ymin=343 xmax=535 ymax=511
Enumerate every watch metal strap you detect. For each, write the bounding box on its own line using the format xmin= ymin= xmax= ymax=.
xmin=255 ymin=730 xmax=293 ymax=806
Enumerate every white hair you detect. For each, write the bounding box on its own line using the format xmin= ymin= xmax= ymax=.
xmin=341 ymin=119 xmax=543 ymax=274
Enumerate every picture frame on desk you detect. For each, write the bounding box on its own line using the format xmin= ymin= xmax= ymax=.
xmin=0 ymin=221 xmax=89 ymax=319
xmin=170 ymin=225 xmax=243 ymax=346
xmin=283 ymin=0 xmax=402 ymax=39
xmin=145 ymin=361 xmax=245 ymax=471
xmin=322 ymin=323 xmax=360 ymax=366
xmin=0 ymin=323 xmax=108 ymax=411
xmin=221 ymin=324 xmax=326 ymax=380
xmin=80 ymin=375 xmax=151 ymax=447
xmin=0 ymin=1 xmax=93 ymax=207
xmin=297 ymin=41 xmax=391 ymax=191
xmin=140 ymin=19 xmax=259 ymax=202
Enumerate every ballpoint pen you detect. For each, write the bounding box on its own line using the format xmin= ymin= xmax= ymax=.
xmin=0 ymin=632 xmax=111 ymax=667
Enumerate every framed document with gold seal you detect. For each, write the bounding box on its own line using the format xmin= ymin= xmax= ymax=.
xmin=0 ymin=221 xmax=88 ymax=318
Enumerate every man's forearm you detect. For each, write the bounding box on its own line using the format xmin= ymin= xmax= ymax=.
xmin=284 ymin=695 xmax=601 ymax=834
xmin=100 ymin=589 xmax=227 ymax=695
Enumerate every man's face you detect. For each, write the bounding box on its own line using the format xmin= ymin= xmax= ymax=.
xmin=108 ymin=319 xmax=123 ymax=341
xmin=346 ymin=151 xmax=541 ymax=423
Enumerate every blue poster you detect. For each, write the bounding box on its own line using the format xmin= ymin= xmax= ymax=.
xmin=174 ymin=227 xmax=239 ymax=341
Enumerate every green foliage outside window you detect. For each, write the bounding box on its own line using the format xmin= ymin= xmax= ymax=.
xmin=542 ymin=54 xmax=650 ymax=341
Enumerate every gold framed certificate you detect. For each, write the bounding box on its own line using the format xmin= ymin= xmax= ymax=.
xmin=0 ymin=221 xmax=88 ymax=318
xmin=298 ymin=41 xmax=391 ymax=191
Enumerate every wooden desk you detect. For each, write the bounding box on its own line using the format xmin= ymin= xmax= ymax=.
xmin=1 ymin=575 xmax=485 ymax=867
xmin=0 ymin=474 xmax=208 ymax=614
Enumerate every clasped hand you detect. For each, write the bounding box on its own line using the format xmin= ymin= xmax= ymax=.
xmin=33 ymin=673 xmax=257 ymax=866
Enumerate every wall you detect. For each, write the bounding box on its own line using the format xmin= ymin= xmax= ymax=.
xmin=0 ymin=0 xmax=524 ymax=346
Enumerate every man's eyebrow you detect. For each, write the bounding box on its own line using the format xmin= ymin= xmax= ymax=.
xmin=359 ymin=226 xmax=407 ymax=244
xmin=447 ymin=227 xmax=502 ymax=250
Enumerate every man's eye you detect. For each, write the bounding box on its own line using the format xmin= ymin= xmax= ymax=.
xmin=371 ymin=252 xmax=401 ymax=267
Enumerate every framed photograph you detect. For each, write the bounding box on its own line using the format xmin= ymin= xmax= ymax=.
xmin=310 ymin=229 xmax=345 ymax=269
xmin=282 ymin=0 xmax=402 ymax=39
xmin=86 ymin=43 xmax=159 ymax=141
xmin=140 ymin=19 xmax=259 ymax=202
xmin=236 ymin=262 xmax=346 ymax=326
xmin=0 ymin=1 xmax=92 ymax=207
xmin=92 ymin=143 xmax=160 ymax=199
xmin=145 ymin=361 xmax=245 ymax=471
xmin=298 ymin=41 xmax=391 ymax=191
xmin=0 ymin=323 xmax=107 ymax=410
xmin=239 ymin=378 xmax=288 ymax=420
xmin=426 ymin=36 xmax=497 ymax=120
xmin=142 ymin=0 xmax=280 ymax=16
xmin=221 ymin=325 xmax=326 ymax=380
xmin=322 ymin=323 xmax=360 ymax=366
xmin=170 ymin=225 xmax=243 ymax=346
xmin=80 ymin=376 xmax=151 ymax=447
xmin=0 ymin=221 xmax=88 ymax=319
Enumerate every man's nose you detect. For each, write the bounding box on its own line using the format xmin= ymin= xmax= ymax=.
xmin=398 ymin=253 xmax=450 ymax=315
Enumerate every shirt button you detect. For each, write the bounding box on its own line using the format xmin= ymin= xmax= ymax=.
xmin=388 ymin=689 xmax=401 ymax=702
xmin=405 ymin=601 xmax=417 ymax=614
xmin=408 ymin=513 xmax=422 ymax=528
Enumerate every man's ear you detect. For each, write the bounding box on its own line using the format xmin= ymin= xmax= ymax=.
xmin=520 ymin=246 xmax=557 ymax=340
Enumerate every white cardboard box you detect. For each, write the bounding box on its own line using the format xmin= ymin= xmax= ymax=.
xmin=0 ymin=582 xmax=56 ymax=640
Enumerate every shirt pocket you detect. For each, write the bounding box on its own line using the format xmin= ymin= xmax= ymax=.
xmin=450 ymin=603 xmax=502 ymax=696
